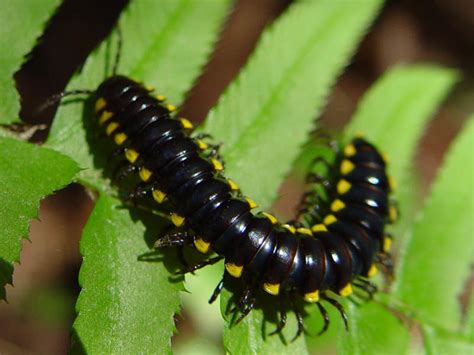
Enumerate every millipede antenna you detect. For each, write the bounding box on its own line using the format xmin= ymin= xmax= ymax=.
xmin=112 ymin=24 xmax=123 ymax=75
xmin=36 ymin=89 xmax=93 ymax=115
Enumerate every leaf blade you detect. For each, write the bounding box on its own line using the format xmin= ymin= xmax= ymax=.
xmin=0 ymin=137 xmax=79 ymax=299
xmin=0 ymin=0 xmax=61 ymax=123
xmin=393 ymin=118 xmax=474 ymax=330
xmin=71 ymin=194 xmax=183 ymax=353
xmin=204 ymin=0 xmax=384 ymax=208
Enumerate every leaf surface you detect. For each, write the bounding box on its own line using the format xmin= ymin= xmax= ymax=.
xmin=0 ymin=137 xmax=79 ymax=299
xmin=71 ymin=194 xmax=183 ymax=354
xmin=0 ymin=0 xmax=61 ymax=123
xmin=394 ymin=118 xmax=474 ymax=331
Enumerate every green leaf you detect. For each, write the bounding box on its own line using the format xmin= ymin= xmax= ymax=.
xmin=422 ymin=324 xmax=474 ymax=355
xmin=339 ymin=64 xmax=458 ymax=354
xmin=0 ymin=137 xmax=79 ymax=299
xmin=394 ymin=118 xmax=474 ymax=331
xmin=0 ymin=0 xmax=61 ymax=124
xmin=203 ymin=0 xmax=384 ymax=208
xmin=202 ymin=0 xmax=385 ymax=352
xmin=338 ymin=303 xmax=410 ymax=355
xmin=344 ymin=64 xmax=458 ymax=187
xmin=47 ymin=0 xmax=231 ymax=189
xmin=71 ymin=194 xmax=183 ymax=354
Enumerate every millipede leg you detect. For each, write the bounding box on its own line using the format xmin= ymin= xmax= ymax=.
xmin=177 ymin=246 xmax=190 ymax=270
xmin=111 ymin=147 xmax=126 ymax=158
xmin=175 ymin=256 xmax=223 ymax=275
xmin=353 ymin=278 xmax=377 ymax=300
xmin=209 ymin=275 xmax=225 ymax=304
xmin=269 ymin=295 xmax=288 ymax=335
xmin=316 ymin=302 xmax=330 ymax=335
xmin=115 ymin=164 xmax=138 ymax=181
xmin=235 ymin=297 xmax=256 ymax=325
xmin=193 ymin=133 xmax=213 ymax=140
xmin=290 ymin=295 xmax=305 ymax=341
xmin=154 ymin=231 xmax=191 ymax=249
xmin=123 ymin=184 xmax=150 ymax=205
xmin=323 ymin=295 xmax=349 ymax=331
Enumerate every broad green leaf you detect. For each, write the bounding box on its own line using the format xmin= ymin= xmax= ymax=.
xmin=422 ymin=324 xmax=474 ymax=355
xmin=0 ymin=0 xmax=61 ymax=123
xmin=340 ymin=65 xmax=458 ymax=354
xmin=203 ymin=0 xmax=384 ymax=208
xmin=47 ymin=0 xmax=231 ymax=189
xmin=71 ymin=194 xmax=183 ymax=354
xmin=0 ymin=137 xmax=79 ymax=299
xmin=394 ymin=118 xmax=474 ymax=331
xmin=338 ymin=303 xmax=410 ymax=355
xmin=202 ymin=0 xmax=384 ymax=352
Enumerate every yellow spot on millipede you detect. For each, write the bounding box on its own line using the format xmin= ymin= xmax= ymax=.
xmin=282 ymin=224 xmax=296 ymax=234
xmin=99 ymin=110 xmax=113 ymax=125
xmin=263 ymin=283 xmax=280 ymax=296
xmin=337 ymin=179 xmax=351 ymax=195
xmin=125 ymin=149 xmax=139 ymax=163
xmin=179 ymin=118 xmax=193 ymax=130
xmin=106 ymin=122 xmax=119 ymax=136
xmin=304 ymin=290 xmax=319 ymax=303
xmin=139 ymin=167 xmax=152 ymax=182
xmin=262 ymin=212 xmax=278 ymax=224
xmin=114 ymin=133 xmax=127 ymax=145
xmin=152 ymin=189 xmax=166 ymax=203
xmin=340 ymin=159 xmax=355 ymax=175
xmin=339 ymin=283 xmax=353 ymax=297
xmin=323 ymin=214 xmax=337 ymax=225
xmin=95 ymin=97 xmax=106 ymax=112
xmin=245 ymin=197 xmax=258 ymax=209
xmin=368 ymin=264 xmax=378 ymax=278
xmin=211 ymin=159 xmax=223 ymax=171
xmin=171 ymin=213 xmax=185 ymax=227
xmin=383 ymin=236 xmax=392 ymax=253
xmin=311 ymin=224 xmax=327 ymax=232
xmin=225 ymin=263 xmax=243 ymax=278
xmin=227 ymin=179 xmax=239 ymax=191
xmin=331 ymin=199 xmax=346 ymax=212
xmin=194 ymin=238 xmax=210 ymax=254
xmin=389 ymin=206 xmax=398 ymax=223
xmin=296 ymin=227 xmax=312 ymax=236
xmin=196 ymin=139 xmax=208 ymax=150
xmin=344 ymin=144 xmax=356 ymax=157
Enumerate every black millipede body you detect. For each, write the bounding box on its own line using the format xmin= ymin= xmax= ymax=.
xmin=80 ymin=74 xmax=397 ymax=338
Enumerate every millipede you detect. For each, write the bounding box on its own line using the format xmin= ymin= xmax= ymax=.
xmin=47 ymin=30 xmax=397 ymax=340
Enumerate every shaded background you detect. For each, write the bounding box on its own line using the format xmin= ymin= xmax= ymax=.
xmin=2 ymin=0 xmax=473 ymax=353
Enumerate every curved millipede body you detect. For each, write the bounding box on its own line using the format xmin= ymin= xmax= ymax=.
xmin=90 ymin=75 xmax=397 ymax=338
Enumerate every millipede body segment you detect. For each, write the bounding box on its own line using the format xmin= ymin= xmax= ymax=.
xmin=92 ymin=75 xmax=396 ymax=337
